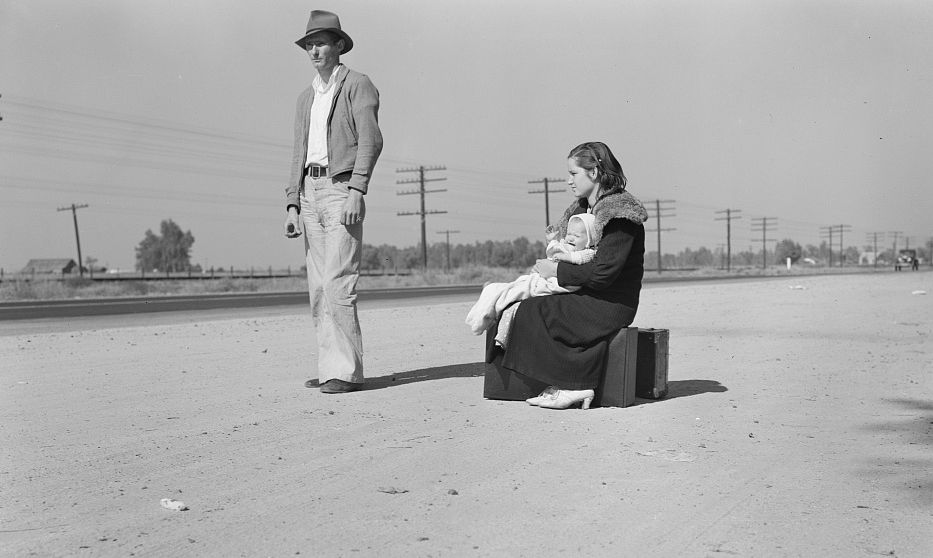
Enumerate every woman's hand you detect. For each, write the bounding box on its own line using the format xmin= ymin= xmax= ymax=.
xmin=533 ymin=258 xmax=558 ymax=279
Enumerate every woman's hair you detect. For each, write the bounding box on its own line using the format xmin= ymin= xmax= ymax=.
xmin=568 ymin=142 xmax=628 ymax=199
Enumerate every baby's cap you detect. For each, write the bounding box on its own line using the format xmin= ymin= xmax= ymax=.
xmin=568 ymin=213 xmax=597 ymax=248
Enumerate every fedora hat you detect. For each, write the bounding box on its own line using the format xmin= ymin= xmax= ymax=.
xmin=295 ymin=10 xmax=353 ymax=53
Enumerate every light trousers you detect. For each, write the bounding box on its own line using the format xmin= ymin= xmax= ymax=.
xmin=299 ymin=175 xmax=364 ymax=384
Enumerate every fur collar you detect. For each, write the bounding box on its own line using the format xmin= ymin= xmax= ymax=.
xmin=556 ymin=191 xmax=648 ymax=246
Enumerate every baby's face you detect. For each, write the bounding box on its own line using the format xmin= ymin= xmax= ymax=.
xmin=565 ymin=221 xmax=588 ymax=251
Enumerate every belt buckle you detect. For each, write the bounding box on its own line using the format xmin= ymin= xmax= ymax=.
xmin=308 ymin=165 xmax=326 ymax=179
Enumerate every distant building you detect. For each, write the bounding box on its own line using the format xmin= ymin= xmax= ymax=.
xmin=859 ymin=251 xmax=878 ymax=266
xmin=21 ymin=258 xmax=78 ymax=275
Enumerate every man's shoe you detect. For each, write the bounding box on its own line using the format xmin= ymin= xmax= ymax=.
xmin=320 ymin=379 xmax=363 ymax=394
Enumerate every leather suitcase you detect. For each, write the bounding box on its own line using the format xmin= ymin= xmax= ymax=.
xmin=636 ymin=328 xmax=669 ymax=399
xmin=483 ymin=323 xmax=638 ymax=408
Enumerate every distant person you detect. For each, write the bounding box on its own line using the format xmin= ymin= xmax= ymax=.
xmin=487 ymin=141 xmax=648 ymax=410
xmin=283 ymin=10 xmax=383 ymax=393
xmin=465 ymin=213 xmax=597 ymax=335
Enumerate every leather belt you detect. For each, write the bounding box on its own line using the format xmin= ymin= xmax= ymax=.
xmin=305 ymin=164 xmax=327 ymax=178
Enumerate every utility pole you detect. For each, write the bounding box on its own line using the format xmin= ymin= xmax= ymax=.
xmin=889 ymin=231 xmax=903 ymax=260
xmin=866 ymin=232 xmax=884 ymax=267
xmin=645 ymin=199 xmax=676 ymax=273
xmin=528 ymin=177 xmax=565 ymax=227
xmin=836 ymin=224 xmax=851 ymax=266
xmin=750 ymin=217 xmax=777 ymax=269
xmin=714 ymin=208 xmax=742 ymax=272
xmin=436 ymin=230 xmax=460 ymax=272
xmin=57 ymin=203 xmax=89 ymax=277
xmin=397 ymin=166 xmax=447 ymax=269
xmin=819 ymin=226 xmax=834 ymax=267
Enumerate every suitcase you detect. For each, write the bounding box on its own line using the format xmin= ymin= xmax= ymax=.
xmin=483 ymin=323 xmax=638 ymax=408
xmin=636 ymin=328 xmax=669 ymax=399
xmin=593 ymin=326 xmax=638 ymax=408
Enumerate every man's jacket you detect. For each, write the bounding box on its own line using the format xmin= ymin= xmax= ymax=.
xmin=286 ymin=67 xmax=383 ymax=209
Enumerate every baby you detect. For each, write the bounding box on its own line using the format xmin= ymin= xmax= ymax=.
xmin=465 ymin=213 xmax=596 ymax=335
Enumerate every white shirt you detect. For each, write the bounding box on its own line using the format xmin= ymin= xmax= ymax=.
xmin=305 ymin=64 xmax=343 ymax=167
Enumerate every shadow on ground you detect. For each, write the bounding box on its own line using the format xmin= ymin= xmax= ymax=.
xmin=636 ymin=379 xmax=728 ymax=404
xmin=304 ymin=362 xmax=486 ymax=391
xmin=857 ymin=397 xmax=933 ymax=505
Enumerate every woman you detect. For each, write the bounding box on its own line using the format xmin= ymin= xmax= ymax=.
xmin=497 ymin=141 xmax=648 ymax=409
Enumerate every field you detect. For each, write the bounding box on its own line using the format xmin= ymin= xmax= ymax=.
xmin=0 ymin=264 xmax=909 ymax=302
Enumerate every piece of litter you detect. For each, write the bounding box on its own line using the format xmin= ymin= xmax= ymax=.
xmin=447 ymin=489 xmax=459 ymax=495
xmin=635 ymin=450 xmax=696 ymax=463
xmin=911 ymin=290 xmax=926 ymax=295
xmin=377 ymin=487 xmax=408 ymax=494
xmin=160 ymin=498 xmax=189 ymax=511
xmin=788 ymin=285 xmax=806 ymax=290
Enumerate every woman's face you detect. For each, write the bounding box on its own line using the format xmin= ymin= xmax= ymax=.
xmin=567 ymin=158 xmax=598 ymax=199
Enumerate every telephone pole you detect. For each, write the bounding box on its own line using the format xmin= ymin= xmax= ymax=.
xmin=528 ymin=177 xmax=565 ymax=227
xmin=836 ymin=224 xmax=852 ymax=266
xmin=645 ymin=199 xmax=676 ymax=273
xmin=819 ymin=226 xmax=835 ymax=267
xmin=750 ymin=217 xmax=777 ymax=269
xmin=889 ymin=231 xmax=903 ymax=259
xmin=436 ymin=229 xmax=460 ymax=271
xmin=714 ymin=208 xmax=742 ymax=271
xmin=866 ymin=232 xmax=884 ymax=267
xmin=397 ymin=166 xmax=447 ymax=269
xmin=58 ymin=203 xmax=89 ymax=277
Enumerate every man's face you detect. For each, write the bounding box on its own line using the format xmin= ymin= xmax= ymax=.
xmin=305 ymin=32 xmax=342 ymax=70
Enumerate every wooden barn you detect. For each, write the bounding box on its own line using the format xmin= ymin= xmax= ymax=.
xmin=21 ymin=258 xmax=78 ymax=275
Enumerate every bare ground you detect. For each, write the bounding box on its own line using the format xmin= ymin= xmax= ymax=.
xmin=2 ymin=272 xmax=931 ymax=557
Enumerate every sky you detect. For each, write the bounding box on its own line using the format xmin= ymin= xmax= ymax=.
xmin=1 ymin=0 xmax=931 ymax=271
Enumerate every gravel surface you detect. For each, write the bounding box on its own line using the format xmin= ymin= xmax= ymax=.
xmin=2 ymin=273 xmax=931 ymax=557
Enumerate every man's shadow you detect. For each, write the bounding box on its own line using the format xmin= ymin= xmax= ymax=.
xmin=305 ymin=362 xmax=486 ymax=391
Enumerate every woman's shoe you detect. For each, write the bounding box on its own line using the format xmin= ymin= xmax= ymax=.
xmin=536 ymin=389 xmax=595 ymax=410
xmin=526 ymin=386 xmax=559 ymax=406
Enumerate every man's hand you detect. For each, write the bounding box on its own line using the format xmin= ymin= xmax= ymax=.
xmin=284 ymin=207 xmax=302 ymax=238
xmin=340 ymin=189 xmax=365 ymax=226
xmin=533 ymin=258 xmax=558 ymax=279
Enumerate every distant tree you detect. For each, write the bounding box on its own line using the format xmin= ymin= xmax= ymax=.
xmin=842 ymin=246 xmax=860 ymax=266
xmin=135 ymin=219 xmax=195 ymax=272
xmin=84 ymin=256 xmax=98 ymax=277
xmin=774 ymin=239 xmax=803 ymax=264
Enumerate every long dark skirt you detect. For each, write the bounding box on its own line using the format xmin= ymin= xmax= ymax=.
xmin=499 ymin=292 xmax=636 ymax=390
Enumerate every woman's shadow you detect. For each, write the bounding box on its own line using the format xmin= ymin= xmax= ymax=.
xmin=308 ymin=364 xmax=726 ymax=401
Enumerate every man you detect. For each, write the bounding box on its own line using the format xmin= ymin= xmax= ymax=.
xmin=284 ymin=10 xmax=383 ymax=393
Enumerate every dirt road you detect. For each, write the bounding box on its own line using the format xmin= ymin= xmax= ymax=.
xmin=2 ymin=273 xmax=931 ymax=557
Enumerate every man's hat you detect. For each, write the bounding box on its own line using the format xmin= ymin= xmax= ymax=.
xmin=295 ymin=10 xmax=354 ymax=53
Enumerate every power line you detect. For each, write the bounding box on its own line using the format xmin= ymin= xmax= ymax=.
xmin=436 ymin=229 xmax=460 ymax=271
xmin=645 ymin=199 xmax=676 ymax=273
xmin=397 ymin=165 xmax=447 ymax=269
xmin=888 ymin=231 xmax=903 ymax=258
xmin=714 ymin=208 xmax=742 ymax=271
xmin=820 ymin=225 xmax=850 ymax=267
xmin=866 ymin=232 xmax=885 ymax=267
xmin=750 ymin=217 xmax=777 ymax=269
xmin=57 ymin=203 xmax=89 ymax=277
xmin=527 ymin=177 xmax=565 ymax=227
